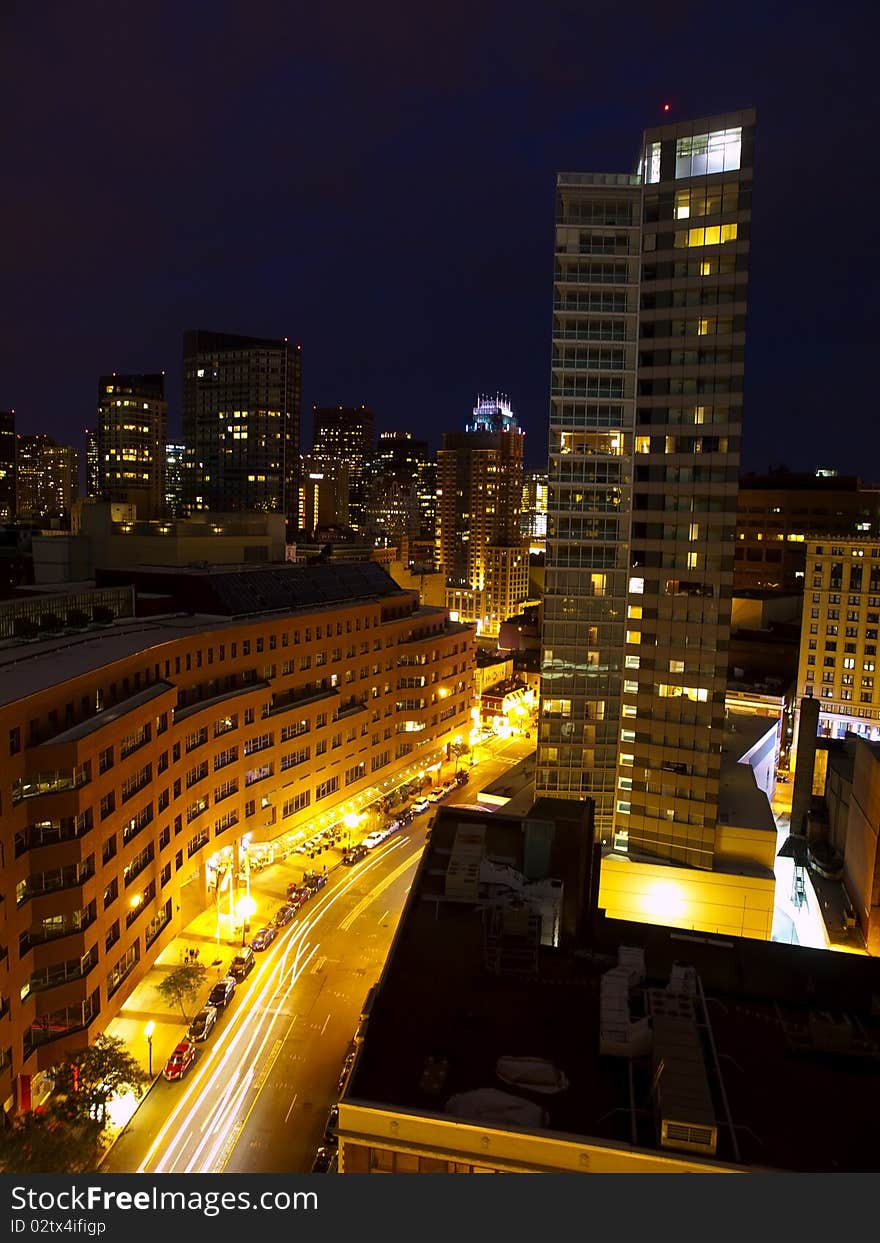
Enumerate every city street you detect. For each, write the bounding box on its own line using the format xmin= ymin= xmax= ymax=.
xmin=100 ymin=734 xmax=536 ymax=1173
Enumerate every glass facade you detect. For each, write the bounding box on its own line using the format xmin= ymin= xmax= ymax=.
xmin=539 ymin=111 xmax=756 ymax=866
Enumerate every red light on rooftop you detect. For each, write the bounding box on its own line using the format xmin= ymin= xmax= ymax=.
xmin=662 ymin=102 xmax=671 ymax=112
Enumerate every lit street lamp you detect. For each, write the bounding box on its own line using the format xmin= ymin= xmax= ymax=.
xmin=145 ymin=1021 xmax=155 ymax=1077
xmin=237 ymin=895 xmax=257 ymax=947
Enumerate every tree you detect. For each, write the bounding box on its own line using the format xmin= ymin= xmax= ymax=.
xmin=156 ymin=962 xmax=208 ymax=1020
xmin=0 ymin=1103 xmax=102 ymax=1174
xmin=53 ymin=1034 xmax=148 ymax=1126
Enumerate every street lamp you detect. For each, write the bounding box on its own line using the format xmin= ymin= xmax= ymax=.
xmin=144 ymin=1021 xmax=155 ymax=1077
xmin=237 ymin=895 xmax=257 ymax=947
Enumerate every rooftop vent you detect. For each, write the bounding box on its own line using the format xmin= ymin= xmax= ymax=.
xmin=651 ymin=1012 xmax=717 ymax=1157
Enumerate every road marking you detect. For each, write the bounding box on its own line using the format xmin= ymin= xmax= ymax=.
xmin=339 ymin=846 xmax=423 ymax=932
xmin=284 ymin=1092 xmax=298 ymax=1123
xmin=320 ymin=1012 xmax=331 ymax=1036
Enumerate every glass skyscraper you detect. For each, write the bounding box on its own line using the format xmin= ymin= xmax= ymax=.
xmin=538 ymin=109 xmax=756 ymax=868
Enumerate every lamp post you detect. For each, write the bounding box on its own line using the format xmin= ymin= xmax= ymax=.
xmin=145 ymin=1021 xmax=155 ymax=1077
xmin=237 ymin=896 xmax=257 ymax=947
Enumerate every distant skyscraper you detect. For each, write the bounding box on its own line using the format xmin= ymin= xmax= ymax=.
xmin=85 ymin=427 xmax=98 ymax=497
xmin=298 ymin=454 xmax=350 ymax=535
xmin=311 ymin=406 xmax=375 ymax=535
xmin=436 ymin=396 xmax=529 ymax=637
xmin=16 ymin=434 xmax=78 ymax=523
xmin=538 ymin=108 xmax=756 ymax=867
xmin=97 ymin=374 xmax=167 ymax=518
xmin=165 ymin=441 xmax=186 ymax=518
xmin=182 ymin=330 xmax=301 ymax=518
xmin=521 ymin=470 xmax=548 ymax=547
xmin=0 ymin=411 xmax=16 ymax=521
xmin=365 ymin=432 xmax=428 ymax=546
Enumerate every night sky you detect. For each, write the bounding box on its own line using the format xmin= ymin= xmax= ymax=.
xmin=2 ymin=1 xmax=876 ymax=475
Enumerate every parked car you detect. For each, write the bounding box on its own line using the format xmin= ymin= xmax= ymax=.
xmin=336 ymin=1046 xmax=357 ymax=1093
xmin=454 ymin=770 xmax=468 ymax=786
xmin=324 ymin=1104 xmax=339 ymax=1145
xmin=187 ymin=1005 xmax=218 ymax=1043
xmin=163 ymin=1040 xmax=197 ymax=1082
xmin=342 ymin=844 xmax=367 ymax=865
xmin=311 ymin=1145 xmax=335 ymax=1173
xmin=302 ymin=871 xmax=328 ymax=892
xmin=362 ymin=831 xmax=387 ymax=850
xmin=250 ymin=925 xmax=276 ymax=951
xmin=274 ymin=903 xmax=297 ymax=927
xmin=207 ymin=976 xmax=236 ymax=1010
xmin=411 ymin=798 xmax=430 ymax=815
xmin=229 ymin=946 xmax=255 ymax=979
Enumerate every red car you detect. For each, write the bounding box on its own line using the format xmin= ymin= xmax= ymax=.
xmin=163 ymin=1040 xmax=197 ymax=1082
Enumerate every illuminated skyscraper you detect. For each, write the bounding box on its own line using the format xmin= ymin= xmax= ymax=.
xmin=16 ymin=434 xmax=78 ymax=523
xmin=182 ymin=330 xmax=301 ymax=519
xmin=436 ymin=396 xmax=529 ymax=637
xmin=164 ymin=441 xmax=186 ymax=518
xmin=311 ymin=406 xmax=374 ymax=535
xmin=85 ymin=427 xmax=98 ymax=497
xmin=538 ymin=109 xmax=756 ymax=867
xmin=365 ymin=432 xmax=429 ymax=546
xmin=97 ymin=374 xmax=167 ymax=519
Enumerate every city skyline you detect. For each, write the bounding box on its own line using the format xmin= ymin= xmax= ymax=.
xmin=2 ymin=5 xmax=878 ymax=475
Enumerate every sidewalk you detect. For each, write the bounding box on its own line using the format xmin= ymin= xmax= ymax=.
xmin=98 ymin=848 xmax=339 ymax=1149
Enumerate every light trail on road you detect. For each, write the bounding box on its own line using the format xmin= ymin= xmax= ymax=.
xmin=136 ymin=831 xmax=425 ymax=1173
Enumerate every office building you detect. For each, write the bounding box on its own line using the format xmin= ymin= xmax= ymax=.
xmin=16 ymin=435 xmax=78 ymax=524
xmin=97 ymin=374 xmax=167 ymax=520
xmin=796 ymin=536 xmax=880 ymax=743
xmin=338 ymin=801 xmax=880 ymax=1173
xmin=735 ymin=469 xmax=880 ymax=591
xmin=84 ymin=428 xmax=98 ymax=498
xmin=0 ymin=560 xmax=473 ymax=1114
xmin=311 ymin=406 xmax=374 ymax=535
xmin=521 ymin=470 xmax=548 ymax=550
xmin=182 ymin=330 xmax=301 ymax=519
xmin=538 ymin=109 xmax=756 ymax=867
xmin=164 ymin=442 xmax=186 ymax=518
xmin=436 ymin=396 xmax=529 ymax=638
xmin=365 ymin=432 xmax=429 ymax=546
xmin=0 ymin=411 xmax=17 ymax=521
xmin=298 ymin=454 xmax=350 ymax=536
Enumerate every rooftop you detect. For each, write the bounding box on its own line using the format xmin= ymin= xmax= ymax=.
xmin=349 ymin=804 xmax=880 ymax=1173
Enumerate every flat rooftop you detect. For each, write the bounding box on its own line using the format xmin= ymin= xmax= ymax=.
xmin=349 ymin=804 xmax=880 ymax=1172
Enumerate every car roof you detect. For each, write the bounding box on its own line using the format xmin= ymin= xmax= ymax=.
xmin=172 ymin=1041 xmax=193 ymax=1055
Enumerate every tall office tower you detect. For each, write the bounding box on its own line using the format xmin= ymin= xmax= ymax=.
xmin=365 ymin=431 xmax=429 ymax=546
xmin=415 ymin=457 xmax=437 ymax=550
xmin=436 ymin=395 xmax=529 ymax=637
xmin=164 ymin=442 xmax=186 ymax=517
xmin=0 ymin=411 xmax=16 ymax=520
xmin=538 ymin=109 xmax=755 ymax=864
xmin=182 ymin=330 xmax=301 ymax=519
xmin=84 ymin=427 xmax=99 ymax=497
xmin=298 ymin=453 xmax=350 ymax=535
xmin=97 ymin=374 xmax=167 ymax=519
xmin=521 ymin=470 xmax=549 ymax=548
xmin=311 ymin=406 xmax=374 ymax=535
xmin=15 ymin=434 xmax=78 ymax=523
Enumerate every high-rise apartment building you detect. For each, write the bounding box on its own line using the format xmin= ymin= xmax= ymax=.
xmin=16 ymin=434 xmax=78 ymax=523
xmin=298 ymin=454 xmax=350 ymax=535
xmin=182 ymin=330 xmax=301 ymax=519
xmin=436 ymin=396 xmax=529 ymax=637
xmin=538 ymin=109 xmax=756 ymax=867
xmin=365 ymin=432 xmax=429 ymax=546
xmin=311 ymin=406 xmax=374 ymax=535
xmin=164 ymin=442 xmax=186 ymax=518
xmin=97 ymin=374 xmax=167 ymax=519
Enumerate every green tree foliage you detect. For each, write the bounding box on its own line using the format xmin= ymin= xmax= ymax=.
xmin=0 ymin=1102 xmax=102 ymax=1173
xmin=53 ymin=1034 xmax=148 ymax=1125
xmin=155 ymin=962 xmax=208 ymax=1019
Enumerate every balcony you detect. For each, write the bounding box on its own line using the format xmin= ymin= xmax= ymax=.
xmin=12 ymin=765 xmax=91 ymax=805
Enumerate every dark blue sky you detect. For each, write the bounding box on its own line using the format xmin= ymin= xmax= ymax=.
xmin=1 ymin=1 xmax=876 ymax=474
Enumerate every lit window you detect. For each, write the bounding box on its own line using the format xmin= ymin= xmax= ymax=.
xmin=675 ymin=127 xmax=742 ymax=178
